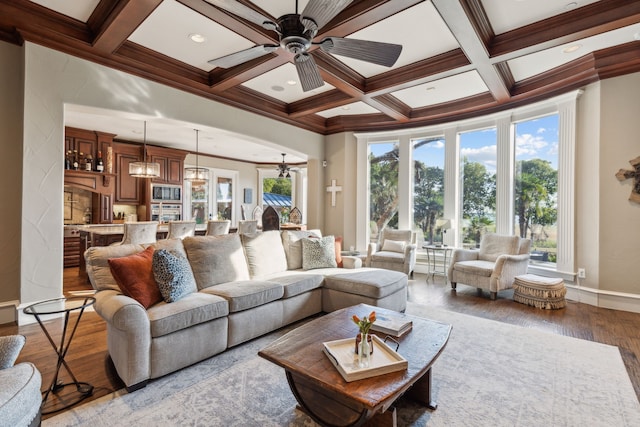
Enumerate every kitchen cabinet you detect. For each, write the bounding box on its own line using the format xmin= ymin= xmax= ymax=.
xmin=64 ymin=236 xmax=80 ymax=268
xmin=147 ymin=146 xmax=187 ymax=185
xmin=65 ymin=127 xmax=115 ymax=170
xmin=92 ymin=192 xmax=113 ymax=224
xmin=113 ymin=142 xmax=143 ymax=204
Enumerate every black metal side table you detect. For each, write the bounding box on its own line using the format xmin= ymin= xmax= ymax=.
xmin=23 ymin=296 xmax=96 ymax=414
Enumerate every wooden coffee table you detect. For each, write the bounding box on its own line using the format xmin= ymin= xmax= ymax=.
xmin=258 ymin=304 xmax=452 ymax=427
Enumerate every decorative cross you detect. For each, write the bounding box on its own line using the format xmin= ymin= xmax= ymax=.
xmin=326 ymin=179 xmax=342 ymax=207
xmin=615 ymin=155 xmax=640 ymax=204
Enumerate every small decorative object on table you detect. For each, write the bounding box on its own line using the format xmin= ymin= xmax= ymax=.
xmin=352 ymin=311 xmax=376 ymax=368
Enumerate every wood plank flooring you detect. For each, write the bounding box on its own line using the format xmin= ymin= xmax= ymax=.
xmin=1 ymin=267 xmax=639 ymax=420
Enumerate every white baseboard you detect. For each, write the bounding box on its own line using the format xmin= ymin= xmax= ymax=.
xmin=565 ymin=284 xmax=640 ymax=314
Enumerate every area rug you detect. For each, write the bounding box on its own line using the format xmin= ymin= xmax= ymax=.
xmin=45 ymin=303 xmax=640 ymax=426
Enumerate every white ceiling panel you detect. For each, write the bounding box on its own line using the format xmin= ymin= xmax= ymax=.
xmin=481 ymin=0 xmax=601 ymax=35
xmin=128 ymin=0 xmax=254 ymax=72
xmin=391 ymin=71 xmax=489 ymax=109
xmin=509 ymin=22 xmax=640 ymax=82
xmin=316 ymin=101 xmax=379 ymax=118
xmin=242 ymin=63 xmax=334 ymax=103
xmin=29 ymin=0 xmax=100 ymax=22
xmin=335 ymin=2 xmax=459 ymax=78
xmin=251 ymin=0 xmax=311 ymax=20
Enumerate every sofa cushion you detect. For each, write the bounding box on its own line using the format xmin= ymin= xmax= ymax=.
xmin=0 ymin=362 xmax=42 ymax=427
xmin=281 ymin=229 xmax=322 ymax=270
xmin=200 ymin=280 xmax=284 ymax=313
xmin=371 ymin=250 xmax=405 ymax=263
xmin=152 ymin=249 xmax=197 ymax=303
xmin=381 ymin=239 xmax=406 ymax=253
xmin=323 ymin=269 xmax=407 ymax=299
xmin=85 ymin=243 xmax=145 ymax=291
xmin=151 ymin=238 xmax=189 ymax=257
xmin=108 ymin=246 xmax=162 ymax=309
xmin=241 ymin=230 xmax=288 ymax=278
xmin=147 ymin=292 xmax=228 ymax=338
xmin=183 ymin=234 xmax=250 ymax=289
xmin=263 ymin=273 xmax=325 ymax=298
xmin=478 ymin=234 xmax=519 ymax=262
xmin=302 ymin=236 xmax=337 ymax=270
xmin=452 ymin=260 xmax=495 ymax=277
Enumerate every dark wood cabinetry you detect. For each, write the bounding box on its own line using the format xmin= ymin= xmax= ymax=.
xmin=147 ymin=146 xmax=187 ymax=185
xmin=64 ymin=236 xmax=80 ymax=267
xmin=113 ymin=142 xmax=143 ymax=205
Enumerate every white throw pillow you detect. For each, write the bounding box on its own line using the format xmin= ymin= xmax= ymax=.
xmin=381 ymin=239 xmax=406 ymax=253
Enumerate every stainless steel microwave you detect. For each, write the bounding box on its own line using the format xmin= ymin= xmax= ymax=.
xmin=151 ymin=184 xmax=182 ymax=202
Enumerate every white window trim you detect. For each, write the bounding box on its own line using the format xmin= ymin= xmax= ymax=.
xmin=355 ymin=90 xmax=582 ymax=277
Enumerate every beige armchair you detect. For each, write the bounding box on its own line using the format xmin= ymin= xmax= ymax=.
xmin=367 ymin=228 xmax=417 ymax=277
xmin=448 ymin=233 xmax=531 ymax=300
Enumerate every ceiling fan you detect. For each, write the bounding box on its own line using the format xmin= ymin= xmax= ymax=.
xmin=277 ymin=153 xmax=292 ymax=178
xmin=206 ymin=0 xmax=403 ymax=92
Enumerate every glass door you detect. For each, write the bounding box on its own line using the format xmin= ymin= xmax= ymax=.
xmin=187 ymin=180 xmax=208 ymax=225
xmin=215 ymin=176 xmax=233 ymax=220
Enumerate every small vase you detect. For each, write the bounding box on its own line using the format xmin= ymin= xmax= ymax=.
xmin=356 ymin=332 xmax=372 ymax=368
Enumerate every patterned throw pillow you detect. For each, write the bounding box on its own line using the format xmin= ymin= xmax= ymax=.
xmin=152 ymin=249 xmax=197 ymax=303
xmin=302 ymin=236 xmax=338 ymax=270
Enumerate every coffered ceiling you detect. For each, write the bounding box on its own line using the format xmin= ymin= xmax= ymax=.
xmin=1 ymin=0 xmax=640 ymax=162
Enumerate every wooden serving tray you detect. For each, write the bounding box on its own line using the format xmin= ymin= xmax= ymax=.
xmin=323 ymin=335 xmax=408 ymax=382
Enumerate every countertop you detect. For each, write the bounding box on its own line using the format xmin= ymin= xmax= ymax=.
xmin=79 ymin=224 xmax=207 ymax=235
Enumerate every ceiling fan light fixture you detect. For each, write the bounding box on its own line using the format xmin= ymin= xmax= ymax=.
xmin=129 ymin=121 xmax=161 ymax=178
xmin=278 ymin=153 xmax=292 ymax=179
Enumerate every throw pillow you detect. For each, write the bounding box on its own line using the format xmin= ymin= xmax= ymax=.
xmin=335 ymin=236 xmax=343 ymax=268
xmin=302 ymin=235 xmax=338 ymax=270
xmin=382 ymin=239 xmax=406 ymax=253
xmin=281 ymin=229 xmax=322 ymax=270
xmin=108 ymin=246 xmax=162 ymax=309
xmin=152 ymin=249 xmax=197 ymax=303
xmin=0 ymin=335 xmax=26 ymax=369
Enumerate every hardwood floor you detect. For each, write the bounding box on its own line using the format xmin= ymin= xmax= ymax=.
xmin=1 ymin=267 xmax=639 ymax=419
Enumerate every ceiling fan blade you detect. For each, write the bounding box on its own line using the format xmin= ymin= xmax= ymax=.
xmin=208 ymin=45 xmax=279 ymax=68
xmin=206 ymin=0 xmax=277 ymax=30
xmin=301 ymin=0 xmax=353 ymax=31
xmin=294 ymin=53 xmax=324 ymax=92
xmin=320 ymin=37 xmax=403 ymax=67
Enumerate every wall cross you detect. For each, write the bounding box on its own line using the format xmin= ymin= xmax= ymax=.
xmin=615 ymin=155 xmax=640 ymax=203
xmin=326 ymin=179 xmax=342 ymax=207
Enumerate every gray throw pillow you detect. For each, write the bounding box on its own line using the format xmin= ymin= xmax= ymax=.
xmin=301 ymin=236 xmax=337 ymax=270
xmin=152 ymin=249 xmax=197 ymax=303
xmin=0 ymin=335 xmax=26 ymax=369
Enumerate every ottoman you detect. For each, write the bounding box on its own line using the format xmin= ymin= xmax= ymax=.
xmin=322 ymin=269 xmax=408 ymax=313
xmin=513 ymin=274 xmax=566 ymax=309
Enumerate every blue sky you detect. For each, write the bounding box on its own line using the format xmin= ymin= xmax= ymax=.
xmin=370 ymin=114 xmax=559 ymax=172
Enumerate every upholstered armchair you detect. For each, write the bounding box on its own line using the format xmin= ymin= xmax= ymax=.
xmin=0 ymin=335 xmax=42 ymax=427
xmin=112 ymin=221 xmax=159 ymax=245
xmin=167 ymin=220 xmax=196 ymax=239
xmin=448 ymin=233 xmax=531 ymax=300
xmin=206 ymin=220 xmax=231 ymax=235
xmin=367 ymin=228 xmax=417 ymax=277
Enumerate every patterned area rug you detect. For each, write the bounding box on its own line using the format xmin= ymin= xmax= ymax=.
xmin=46 ymin=303 xmax=640 ymax=426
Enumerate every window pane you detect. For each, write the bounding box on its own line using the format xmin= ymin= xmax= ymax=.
xmin=216 ymin=177 xmax=233 ymax=220
xmin=412 ymin=137 xmax=445 ymax=245
xmin=369 ymin=142 xmax=398 ymax=242
xmin=262 ymin=177 xmax=292 ymax=221
xmin=459 ymin=128 xmax=497 ymax=248
xmin=514 ymin=114 xmax=559 ymax=265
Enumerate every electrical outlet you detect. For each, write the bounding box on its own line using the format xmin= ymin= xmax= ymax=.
xmin=577 ymin=268 xmax=586 ymax=279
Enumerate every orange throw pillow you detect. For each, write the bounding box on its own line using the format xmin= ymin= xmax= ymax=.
xmin=108 ymin=246 xmax=162 ymax=309
xmin=335 ymin=236 xmax=343 ymax=268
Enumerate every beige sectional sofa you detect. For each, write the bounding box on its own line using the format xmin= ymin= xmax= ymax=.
xmin=85 ymin=230 xmax=407 ymax=392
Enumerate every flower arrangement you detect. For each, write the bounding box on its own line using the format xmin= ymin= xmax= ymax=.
xmin=352 ymin=311 xmax=376 ymax=335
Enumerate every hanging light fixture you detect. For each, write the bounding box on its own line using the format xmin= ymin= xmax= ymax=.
xmin=129 ymin=121 xmax=161 ymax=178
xmin=278 ymin=153 xmax=291 ymax=179
xmin=184 ymin=129 xmax=209 ymax=184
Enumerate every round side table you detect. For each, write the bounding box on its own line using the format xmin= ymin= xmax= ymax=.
xmin=422 ymin=245 xmax=453 ymax=280
xmin=23 ymin=296 xmax=96 ymax=414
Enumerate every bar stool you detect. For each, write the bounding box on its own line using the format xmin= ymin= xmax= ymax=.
xmin=237 ymin=220 xmax=258 ymax=235
xmin=112 ymin=221 xmax=159 ymax=245
xmin=206 ymin=220 xmax=230 ymax=236
xmin=167 ymin=220 xmax=196 ymax=239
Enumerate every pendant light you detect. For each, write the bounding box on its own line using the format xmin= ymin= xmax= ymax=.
xmin=184 ymin=129 xmax=209 ymax=184
xmin=129 ymin=121 xmax=161 ymax=178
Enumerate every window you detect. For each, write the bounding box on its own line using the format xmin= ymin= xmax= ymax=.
xmin=514 ymin=114 xmax=559 ymax=265
xmin=459 ymin=128 xmax=497 ymax=247
xmin=368 ymin=142 xmax=399 ymax=242
xmin=412 ymin=137 xmax=445 ymax=245
xmin=184 ymin=168 xmax=238 ymax=224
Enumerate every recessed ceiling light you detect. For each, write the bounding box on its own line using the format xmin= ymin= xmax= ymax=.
xmin=188 ymin=33 xmax=206 ymax=43
xmin=565 ymin=2 xmax=578 ymax=10
xmin=286 ymin=80 xmax=297 ymax=86
xmin=271 ymin=85 xmax=285 ymax=92
xmin=341 ymin=106 xmax=351 ymax=111
xmin=562 ymin=44 xmax=582 ymax=53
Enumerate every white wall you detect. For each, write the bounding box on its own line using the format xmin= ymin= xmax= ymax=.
xmin=17 ymin=42 xmax=324 ymax=322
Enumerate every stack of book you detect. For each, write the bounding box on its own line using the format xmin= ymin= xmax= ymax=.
xmin=370 ymin=314 xmax=413 ymax=337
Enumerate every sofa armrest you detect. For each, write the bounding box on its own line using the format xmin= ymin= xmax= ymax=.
xmin=94 ymin=290 xmax=150 ymax=332
xmin=491 ymin=254 xmax=531 ymax=288
xmin=341 ymin=256 xmax=362 ymax=269
xmin=366 ymin=242 xmax=378 ymax=267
